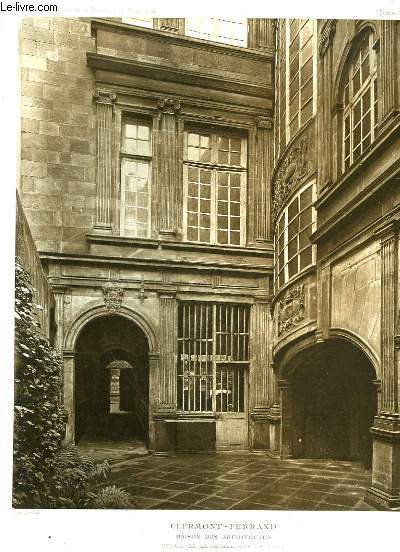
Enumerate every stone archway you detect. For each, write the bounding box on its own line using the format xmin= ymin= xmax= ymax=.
xmin=280 ymin=338 xmax=377 ymax=466
xmin=72 ymin=314 xmax=151 ymax=445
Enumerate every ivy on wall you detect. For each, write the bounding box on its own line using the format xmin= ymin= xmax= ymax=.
xmin=14 ymin=257 xmax=135 ymax=508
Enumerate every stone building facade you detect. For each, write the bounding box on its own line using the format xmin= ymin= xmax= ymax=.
xmin=17 ymin=17 xmax=400 ymax=510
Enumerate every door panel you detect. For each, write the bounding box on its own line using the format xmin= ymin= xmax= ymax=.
xmin=215 ymin=364 xmax=248 ymax=450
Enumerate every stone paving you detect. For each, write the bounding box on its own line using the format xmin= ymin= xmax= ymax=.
xmin=79 ymin=440 xmax=375 ymax=511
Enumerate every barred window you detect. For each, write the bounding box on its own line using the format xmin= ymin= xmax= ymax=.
xmin=177 ymin=303 xmax=250 ymax=413
xmin=343 ymin=31 xmax=377 ymax=171
xmin=276 ymin=19 xmax=316 ymax=157
xmin=184 ymin=128 xmax=247 ymax=246
xmin=120 ymin=119 xmax=152 ymax=238
xmin=185 ymin=17 xmax=247 ymax=47
xmin=274 ymin=182 xmax=316 ymax=290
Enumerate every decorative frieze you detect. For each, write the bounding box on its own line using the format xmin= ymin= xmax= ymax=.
xmin=93 ymin=88 xmax=117 ymax=231
xmin=155 ymin=18 xmax=184 ymax=34
xmin=272 ymin=136 xmax=308 ymax=221
xmin=318 ymin=20 xmax=337 ymax=57
xmin=278 ymin=284 xmax=305 ymax=335
xmin=102 ymin=280 xmax=124 ymax=313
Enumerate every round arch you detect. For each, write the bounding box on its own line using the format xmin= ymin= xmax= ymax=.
xmin=277 ymin=330 xmax=378 ymax=381
xmin=333 ymin=23 xmax=379 ymax=108
xmin=64 ymin=302 xmax=158 ymax=353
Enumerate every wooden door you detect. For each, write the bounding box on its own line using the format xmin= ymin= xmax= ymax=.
xmin=215 ymin=364 xmax=248 ymax=450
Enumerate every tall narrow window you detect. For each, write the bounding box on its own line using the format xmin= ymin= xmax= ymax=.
xmin=177 ymin=303 xmax=250 ymax=413
xmin=343 ymin=31 xmax=377 ymax=171
xmin=184 ymin=128 xmax=247 ymax=246
xmin=186 ymin=17 xmax=247 ymax=47
xmin=275 ymin=19 xmax=316 ymax=157
xmin=120 ymin=119 xmax=152 ymax=238
xmin=274 ymin=182 xmax=316 ymax=290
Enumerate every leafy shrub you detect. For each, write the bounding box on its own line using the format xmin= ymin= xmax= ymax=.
xmin=14 ymin=258 xmax=135 ymax=509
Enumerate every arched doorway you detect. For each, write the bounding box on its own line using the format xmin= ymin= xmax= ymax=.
xmin=74 ymin=315 xmax=149 ymax=445
xmin=282 ymin=339 xmax=377 ymax=466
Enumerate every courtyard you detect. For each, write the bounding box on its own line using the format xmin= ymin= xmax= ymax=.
xmin=79 ymin=441 xmax=374 ymax=510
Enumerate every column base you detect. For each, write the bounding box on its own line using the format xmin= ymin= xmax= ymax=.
xmin=365 ymin=414 xmax=400 ymax=511
xmin=92 ymin=222 xmax=112 ymax=234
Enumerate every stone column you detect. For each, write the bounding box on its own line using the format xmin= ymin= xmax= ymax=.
xmin=248 ymin=19 xmax=275 ymax=51
xmin=93 ymin=88 xmax=117 ymax=232
xmin=157 ymin=292 xmax=178 ymax=414
xmin=51 ymin=284 xmax=67 ymax=404
xmin=366 ymin=220 xmax=400 ymax=510
xmin=279 ymin=379 xmax=293 ymax=459
xmin=378 ymin=21 xmax=399 ymax=126
xmin=62 ymin=350 xmax=75 ymax=443
xmin=249 ymin=117 xmax=273 ymax=245
xmin=318 ymin=20 xmax=336 ymax=189
xmin=250 ymin=300 xmax=271 ymax=450
xmin=155 ymin=18 xmax=184 ymax=34
xmin=156 ymin=98 xmax=181 ymax=239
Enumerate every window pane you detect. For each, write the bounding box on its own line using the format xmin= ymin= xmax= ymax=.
xmin=300 ymin=246 xmax=312 ymax=269
xmin=288 ymin=197 xmax=299 ymax=220
xmin=121 ymin=159 xmax=150 ymax=238
xmin=123 ymin=121 xmax=151 ymax=156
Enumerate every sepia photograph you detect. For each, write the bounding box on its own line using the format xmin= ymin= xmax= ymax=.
xmin=1 ymin=1 xmax=400 ymax=550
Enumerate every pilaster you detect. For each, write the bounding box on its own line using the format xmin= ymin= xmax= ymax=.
xmin=156 ymin=98 xmax=181 ymax=238
xmin=62 ymin=350 xmax=75 ymax=444
xmin=279 ymin=379 xmax=293 ymax=458
xmin=248 ymin=19 xmax=275 ymax=51
xmin=366 ymin=219 xmax=400 ymax=510
xmin=156 ymin=292 xmax=178 ymax=414
xmin=249 ymin=116 xmax=273 ymax=245
xmin=378 ymin=21 xmax=399 ymax=127
xmin=318 ymin=20 xmax=336 ymax=189
xmin=93 ymin=89 xmax=117 ymax=232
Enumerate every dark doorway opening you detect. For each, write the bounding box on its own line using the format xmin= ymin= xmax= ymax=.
xmin=74 ymin=315 xmax=149 ymax=445
xmin=287 ymin=339 xmax=377 ymax=466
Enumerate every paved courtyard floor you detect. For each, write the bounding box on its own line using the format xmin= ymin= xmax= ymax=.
xmin=80 ymin=440 xmax=374 ymax=511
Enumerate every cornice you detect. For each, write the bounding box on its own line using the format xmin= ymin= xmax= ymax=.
xmin=87 ymin=52 xmax=273 ymax=99
xmin=315 ymin=113 xmax=400 ymax=211
xmin=39 ymin=250 xmax=273 ymax=276
xmin=311 ymin=159 xmax=400 ymax=243
xmin=91 ymin=18 xmax=275 ymax=62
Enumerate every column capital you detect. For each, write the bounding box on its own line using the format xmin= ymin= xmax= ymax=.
xmin=374 ymin=218 xmax=399 ymax=243
xmin=157 ymin=97 xmax=181 ymax=115
xmin=278 ymin=379 xmax=291 ymax=390
xmin=318 ymin=19 xmax=337 ymax=57
xmin=256 ymin=116 xmax=273 ymax=129
xmin=50 ymin=283 xmax=68 ymax=295
xmin=93 ymin=88 xmax=117 ymax=105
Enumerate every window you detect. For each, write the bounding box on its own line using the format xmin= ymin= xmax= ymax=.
xmin=274 ymin=182 xmax=315 ymax=290
xmin=122 ymin=17 xmax=153 ymax=28
xmin=186 ymin=17 xmax=247 ymax=47
xmin=343 ymin=31 xmax=377 ymax=171
xmin=184 ymin=128 xmax=247 ymax=246
xmin=276 ymin=19 xmax=316 ymax=156
xmin=177 ymin=303 xmax=250 ymax=413
xmin=120 ymin=119 xmax=152 ymax=238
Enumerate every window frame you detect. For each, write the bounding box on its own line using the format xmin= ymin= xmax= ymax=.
xmin=183 ymin=126 xmax=248 ymax=247
xmin=342 ymin=30 xmax=378 ymax=173
xmin=177 ymin=302 xmax=250 ymax=414
xmin=274 ymin=180 xmax=317 ymax=292
xmin=276 ymin=19 xmax=317 ymax=158
xmin=119 ymin=116 xmax=153 ymax=239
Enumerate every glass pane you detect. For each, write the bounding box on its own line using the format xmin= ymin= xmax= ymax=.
xmin=288 ymin=197 xmax=299 ymax=220
xmin=123 ymin=122 xmax=151 ymax=156
xmin=299 ymin=206 xmax=312 ymax=228
xmin=300 ymin=186 xmax=312 ymax=208
xmin=288 ymin=217 xmax=299 ymax=240
xmin=288 ymin=256 xmax=298 ymax=278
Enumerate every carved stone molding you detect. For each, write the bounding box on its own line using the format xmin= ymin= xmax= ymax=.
xmin=278 ymin=284 xmax=305 ymax=335
xmin=272 ymin=137 xmax=308 ymax=220
xmin=256 ymin=116 xmax=273 ymax=129
xmin=93 ymin=88 xmax=117 ymax=105
xmin=102 ymin=281 xmax=124 ymax=312
xmin=157 ymin=97 xmax=181 ymax=115
xmin=318 ymin=20 xmax=337 ymax=57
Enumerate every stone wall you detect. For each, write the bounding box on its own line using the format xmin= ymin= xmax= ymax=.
xmin=19 ymin=17 xmax=96 ymax=253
